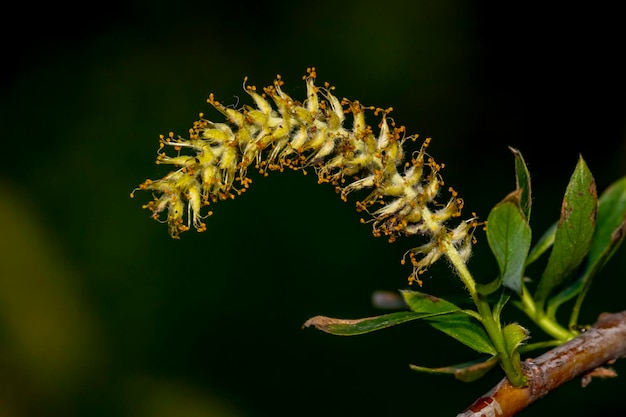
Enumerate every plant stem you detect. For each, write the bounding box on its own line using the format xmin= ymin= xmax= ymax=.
xmin=535 ymin=314 xmax=576 ymax=341
xmin=443 ymin=240 xmax=527 ymax=387
xmin=458 ymin=311 xmax=626 ymax=417
xmin=519 ymin=283 xmax=576 ymax=342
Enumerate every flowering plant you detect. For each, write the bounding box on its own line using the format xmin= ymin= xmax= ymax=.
xmin=133 ymin=69 xmax=626 ymax=416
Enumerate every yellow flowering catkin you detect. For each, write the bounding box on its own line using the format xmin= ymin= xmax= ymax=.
xmin=132 ymin=68 xmax=477 ymax=284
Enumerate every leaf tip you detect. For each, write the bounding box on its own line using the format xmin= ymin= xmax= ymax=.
xmin=302 ymin=315 xmax=330 ymax=330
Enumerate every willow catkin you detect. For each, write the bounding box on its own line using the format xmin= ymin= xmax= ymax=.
xmin=132 ymin=68 xmax=478 ymax=284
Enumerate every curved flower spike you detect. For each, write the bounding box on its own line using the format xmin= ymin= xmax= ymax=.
xmin=132 ymin=68 xmax=478 ymax=284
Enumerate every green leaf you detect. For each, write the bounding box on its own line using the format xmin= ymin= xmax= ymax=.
xmin=410 ymin=355 xmax=499 ymax=382
xmin=558 ymin=176 xmax=626 ymax=327
xmin=535 ymin=156 xmax=597 ymax=307
xmin=502 ymin=323 xmax=528 ymax=366
xmin=486 ymin=190 xmax=532 ymax=294
xmin=583 ymin=175 xmax=626 ymax=276
xmin=526 ymin=221 xmax=557 ymax=266
xmin=302 ymin=311 xmax=443 ymax=336
xmin=401 ymin=290 xmax=462 ymax=314
xmin=427 ymin=313 xmax=497 ymax=355
xmin=402 ymin=290 xmax=497 ymax=354
xmin=502 ymin=323 xmax=528 ymax=356
xmin=510 ymin=147 xmax=532 ymax=220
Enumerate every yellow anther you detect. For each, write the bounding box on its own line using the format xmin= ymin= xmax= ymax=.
xmin=134 ymin=68 xmax=475 ymax=281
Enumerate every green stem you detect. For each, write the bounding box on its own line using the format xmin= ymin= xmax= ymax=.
xmin=519 ymin=283 xmax=576 ymax=342
xmin=443 ymin=240 xmax=527 ymax=387
xmin=536 ymin=314 xmax=576 ymax=341
xmin=518 ymin=340 xmax=562 ymax=354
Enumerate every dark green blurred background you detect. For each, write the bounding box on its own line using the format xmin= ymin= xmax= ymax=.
xmin=2 ymin=2 xmax=625 ymax=416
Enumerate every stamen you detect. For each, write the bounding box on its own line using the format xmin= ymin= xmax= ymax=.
xmin=134 ymin=70 xmax=478 ymax=282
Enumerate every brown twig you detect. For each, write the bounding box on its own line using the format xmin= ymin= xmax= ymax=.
xmin=457 ymin=311 xmax=626 ymax=417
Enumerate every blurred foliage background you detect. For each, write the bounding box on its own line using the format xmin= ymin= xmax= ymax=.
xmin=2 ymin=1 xmax=625 ymax=416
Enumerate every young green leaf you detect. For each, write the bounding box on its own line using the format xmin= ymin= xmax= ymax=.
xmin=486 ymin=190 xmax=532 ymax=294
xmin=402 ymin=290 xmax=497 ymax=354
xmin=427 ymin=313 xmax=498 ymax=355
xmin=525 ymin=221 xmax=557 ymax=266
xmin=534 ymin=156 xmax=597 ymax=307
xmin=401 ymin=290 xmax=462 ymax=314
xmin=568 ymin=176 xmax=626 ymax=326
xmin=510 ymin=147 xmax=532 ymax=220
xmin=502 ymin=323 xmax=528 ymax=357
xmin=302 ymin=311 xmax=446 ymax=336
xmin=582 ymin=176 xmax=626 ymax=276
xmin=409 ymin=355 xmax=499 ymax=382
xmin=546 ymin=177 xmax=626 ymax=321
xmin=502 ymin=323 xmax=528 ymax=374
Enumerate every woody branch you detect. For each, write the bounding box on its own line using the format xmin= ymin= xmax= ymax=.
xmin=458 ymin=310 xmax=626 ymax=417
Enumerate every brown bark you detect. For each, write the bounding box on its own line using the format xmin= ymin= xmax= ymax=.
xmin=457 ymin=311 xmax=626 ymax=417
